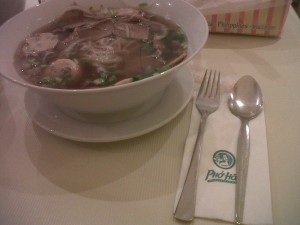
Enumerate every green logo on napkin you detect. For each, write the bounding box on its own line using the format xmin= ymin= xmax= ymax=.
xmin=213 ymin=150 xmax=235 ymax=169
xmin=205 ymin=150 xmax=236 ymax=184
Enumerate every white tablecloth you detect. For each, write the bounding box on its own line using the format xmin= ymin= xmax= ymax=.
xmin=1 ymin=1 xmax=300 ymax=225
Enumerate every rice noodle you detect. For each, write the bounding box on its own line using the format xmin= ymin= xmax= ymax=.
xmin=62 ymin=39 xmax=85 ymax=58
xmin=41 ymin=50 xmax=55 ymax=64
xmin=78 ymin=38 xmax=123 ymax=66
xmin=114 ymin=78 xmax=133 ymax=85
xmin=148 ymin=21 xmax=168 ymax=40
xmin=167 ymin=52 xmax=187 ymax=67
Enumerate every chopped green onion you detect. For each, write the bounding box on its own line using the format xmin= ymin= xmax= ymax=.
xmin=108 ymin=75 xmax=117 ymax=83
xmin=92 ymin=67 xmax=118 ymax=86
xmin=132 ymin=75 xmax=142 ymax=82
xmin=93 ymin=78 xmax=105 ymax=86
xmin=132 ymin=65 xmax=170 ymax=82
xmin=106 ymin=9 xmax=117 ymax=17
xmin=28 ymin=58 xmax=41 ymax=66
xmin=142 ymin=42 xmax=155 ymax=53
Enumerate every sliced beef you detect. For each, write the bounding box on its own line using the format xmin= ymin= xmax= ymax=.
xmin=22 ymin=33 xmax=59 ymax=56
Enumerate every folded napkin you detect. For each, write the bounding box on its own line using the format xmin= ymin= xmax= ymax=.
xmin=174 ymin=68 xmax=273 ymax=224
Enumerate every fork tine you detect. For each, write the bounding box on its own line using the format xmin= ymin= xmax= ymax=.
xmin=198 ymin=70 xmax=209 ymax=97
xmin=210 ymin=71 xmax=220 ymax=98
xmin=215 ymin=71 xmax=221 ymax=98
xmin=206 ymin=70 xmax=215 ymax=97
xmin=199 ymin=70 xmax=219 ymax=98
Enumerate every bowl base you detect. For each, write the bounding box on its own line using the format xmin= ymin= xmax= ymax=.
xmin=59 ymin=91 xmax=164 ymax=124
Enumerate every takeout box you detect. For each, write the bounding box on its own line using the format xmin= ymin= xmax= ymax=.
xmin=186 ymin=0 xmax=291 ymax=37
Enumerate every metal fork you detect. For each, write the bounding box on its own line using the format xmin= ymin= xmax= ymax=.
xmin=174 ymin=70 xmax=221 ymax=221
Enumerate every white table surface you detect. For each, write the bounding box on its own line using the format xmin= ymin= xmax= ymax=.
xmin=1 ymin=1 xmax=300 ymax=225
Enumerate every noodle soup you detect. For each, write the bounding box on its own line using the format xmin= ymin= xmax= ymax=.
xmin=15 ymin=5 xmax=188 ymax=89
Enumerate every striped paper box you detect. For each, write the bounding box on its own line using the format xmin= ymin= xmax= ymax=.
xmin=204 ymin=0 xmax=290 ymax=36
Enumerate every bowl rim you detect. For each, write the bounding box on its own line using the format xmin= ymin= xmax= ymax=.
xmin=0 ymin=0 xmax=208 ymax=94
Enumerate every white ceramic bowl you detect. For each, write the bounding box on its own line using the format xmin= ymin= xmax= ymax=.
xmin=0 ymin=0 xmax=208 ymax=115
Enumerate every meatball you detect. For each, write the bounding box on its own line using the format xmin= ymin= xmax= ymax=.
xmin=42 ymin=59 xmax=82 ymax=88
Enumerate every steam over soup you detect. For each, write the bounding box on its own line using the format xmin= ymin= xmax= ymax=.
xmin=14 ymin=6 xmax=188 ymax=89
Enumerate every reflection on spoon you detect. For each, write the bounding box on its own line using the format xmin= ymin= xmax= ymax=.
xmin=228 ymin=75 xmax=264 ymax=224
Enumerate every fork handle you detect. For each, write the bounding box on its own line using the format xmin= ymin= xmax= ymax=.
xmin=174 ymin=114 xmax=208 ymax=221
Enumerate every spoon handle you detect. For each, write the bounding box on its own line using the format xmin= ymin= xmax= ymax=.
xmin=235 ymin=119 xmax=250 ymax=224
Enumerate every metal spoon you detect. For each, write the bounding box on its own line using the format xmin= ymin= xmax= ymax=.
xmin=228 ymin=75 xmax=264 ymax=224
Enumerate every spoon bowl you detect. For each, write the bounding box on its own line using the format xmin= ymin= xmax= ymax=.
xmin=228 ymin=75 xmax=264 ymax=224
xmin=229 ymin=75 xmax=263 ymax=119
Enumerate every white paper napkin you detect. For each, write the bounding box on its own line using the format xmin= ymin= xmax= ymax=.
xmin=174 ymin=68 xmax=273 ymax=225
